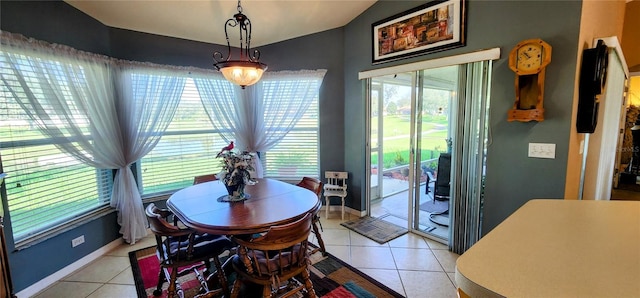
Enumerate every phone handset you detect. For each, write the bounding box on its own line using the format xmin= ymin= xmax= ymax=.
xmin=593 ymin=39 xmax=609 ymax=95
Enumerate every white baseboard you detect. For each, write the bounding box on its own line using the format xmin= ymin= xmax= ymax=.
xmin=321 ymin=205 xmax=362 ymax=219
xmin=15 ymin=238 xmax=124 ymax=298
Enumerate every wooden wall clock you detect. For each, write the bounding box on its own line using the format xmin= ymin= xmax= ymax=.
xmin=508 ymin=38 xmax=552 ymax=122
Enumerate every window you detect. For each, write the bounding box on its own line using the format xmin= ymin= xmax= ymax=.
xmin=0 ymin=52 xmax=112 ymax=244
xmin=139 ymin=75 xmax=322 ymax=195
xmin=139 ymin=78 xmax=227 ymax=196
xmin=262 ymin=78 xmax=319 ymax=179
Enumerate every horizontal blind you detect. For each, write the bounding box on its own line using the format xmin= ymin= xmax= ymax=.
xmin=263 ymin=128 xmax=319 ymax=178
xmin=262 ymin=78 xmax=319 ymax=179
xmin=0 ymin=51 xmax=112 ymax=241
xmin=139 ymin=78 xmax=226 ymax=195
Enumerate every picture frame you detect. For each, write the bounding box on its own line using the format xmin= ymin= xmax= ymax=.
xmin=372 ymin=0 xmax=467 ymax=64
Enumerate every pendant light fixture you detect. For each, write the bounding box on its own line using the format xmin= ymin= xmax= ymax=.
xmin=213 ymin=0 xmax=267 ymax=89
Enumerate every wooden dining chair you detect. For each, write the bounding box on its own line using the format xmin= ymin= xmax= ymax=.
xmin=295 ymin=177 xmax=327 ymax=256
xmin=230 ymin=213 xmax=317 ymax=298
xmin=145 ymin=203 xmax=233 ymax=298
xmin=193 ymin=174 xmax=218 ymax=185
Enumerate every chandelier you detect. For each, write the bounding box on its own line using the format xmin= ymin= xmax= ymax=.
xmin=213 ymin=0 xmax=267 ymax=89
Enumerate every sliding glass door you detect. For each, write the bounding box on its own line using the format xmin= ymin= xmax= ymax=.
xmin=367 ymin=67 xmax=457 ymax=242
xmin=364 ymin=54 xmax=493 ymax=250
xmin=413 ymin=66 xmax=458 ymax=240
xmin=369 ymin=72 xmax=415 ymax=207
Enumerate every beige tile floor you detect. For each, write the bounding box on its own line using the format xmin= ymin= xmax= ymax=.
xmin=33 ymin=212 xmax=459 ymax=298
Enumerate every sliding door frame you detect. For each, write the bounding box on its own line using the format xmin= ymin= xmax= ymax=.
xmin=361 ymin=48 xmax=500 ymax=250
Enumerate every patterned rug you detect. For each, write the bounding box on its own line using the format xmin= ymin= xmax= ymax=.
xmin=129 ymin=245 xmax=404 ymax=298
xmin=340 ymin=216 xmax=408 ymax=244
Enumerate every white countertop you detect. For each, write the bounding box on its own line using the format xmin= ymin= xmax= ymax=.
xmin=455 ymin=199 xmax=640 ymax=297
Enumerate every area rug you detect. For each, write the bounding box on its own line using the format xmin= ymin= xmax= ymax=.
xmin=340 ymin=216 xmax=408 ymax=244
xmin=418 ymin=199 xmax=449 ymax=214
xmin=129 ymin=245 xmax=404 ymax=298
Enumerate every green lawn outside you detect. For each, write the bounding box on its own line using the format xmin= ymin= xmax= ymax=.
xmin=371 ymin=114 xmax=449 ymax=169
xmin=371 ymin=114 xmax=448 ymax=137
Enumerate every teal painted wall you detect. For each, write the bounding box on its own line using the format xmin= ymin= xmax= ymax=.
xmin=343 ymin=0 xmax=582 ymax=234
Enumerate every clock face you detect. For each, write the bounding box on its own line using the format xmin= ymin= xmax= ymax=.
xmin=517 ymin=44 xmax=543 ymax=72
xmin=508 ymin=39 xmax=551 ymax=74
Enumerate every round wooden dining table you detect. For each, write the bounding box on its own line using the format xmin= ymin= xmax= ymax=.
xmin=166 ymin=178 xmax=321 ymax=235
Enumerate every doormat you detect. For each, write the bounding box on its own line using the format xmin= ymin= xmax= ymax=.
xmin=129 ymin=245 xmax=404 ymax=298
xmin=419 ymin=199 xmax=449 ymax=214
xmin=340 ymin=216 xmax=408 ymax=244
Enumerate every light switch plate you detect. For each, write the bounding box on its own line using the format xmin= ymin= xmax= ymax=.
xmin=528 ymin=143 xmax=556 ymax=159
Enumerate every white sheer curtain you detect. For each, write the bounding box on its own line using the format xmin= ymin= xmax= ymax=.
xmin=0 ymin=31 xmax=185 ymax=244
xmin=191 ymin=73 xmax=238 ymax=142
xmin=111 ymin=64 xmax=185 ymax=243
xmin=194 ymin=69 xmax=326 ymax=177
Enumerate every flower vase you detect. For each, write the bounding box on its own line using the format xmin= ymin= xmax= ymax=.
xmin=225 ymin=183 xmax=247 ymax=201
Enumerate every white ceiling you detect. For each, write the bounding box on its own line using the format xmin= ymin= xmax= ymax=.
xmin=64 ymin=0 xmax=377 ymax=47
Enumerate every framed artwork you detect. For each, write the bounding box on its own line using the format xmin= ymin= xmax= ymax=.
xmin=372 ymin=0 xmax=467 ymax=64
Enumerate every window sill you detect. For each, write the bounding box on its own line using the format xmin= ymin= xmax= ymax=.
xmin=13 ymin=206 xmax=116 ymax=251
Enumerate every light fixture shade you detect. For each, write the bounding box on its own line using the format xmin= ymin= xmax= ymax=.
xmin=213 ymin=1 xmax=267 ymax=89
xmin=217 ymin=61 xmax=267 ymax=88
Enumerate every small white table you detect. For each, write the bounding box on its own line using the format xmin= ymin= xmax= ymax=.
xmin=455 ymin=199 xmax=640 ymax=297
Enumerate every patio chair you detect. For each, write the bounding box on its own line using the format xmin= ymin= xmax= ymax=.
xmin=430 ymin=153 xmax=451 ymax=226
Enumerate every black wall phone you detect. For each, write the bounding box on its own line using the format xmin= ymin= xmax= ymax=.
xmin=576 ymin=39 xmax=609 ymax=133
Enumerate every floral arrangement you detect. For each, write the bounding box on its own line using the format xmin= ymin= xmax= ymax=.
xmin=217 ymin=149 xmax=257 ymax=199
